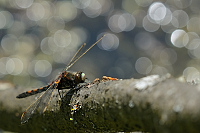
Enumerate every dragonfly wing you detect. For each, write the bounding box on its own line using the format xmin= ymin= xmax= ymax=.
xmin=38 ymin=83 xmax=58 ymax=113
xmin=21 ymin=80 xmax=60 ymax=123
xmin=21 ymin=95 xmax=43 ymax=123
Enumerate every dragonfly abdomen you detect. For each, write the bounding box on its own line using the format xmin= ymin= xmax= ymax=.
xmin=16 ymin=85 xmax=50 ymax=98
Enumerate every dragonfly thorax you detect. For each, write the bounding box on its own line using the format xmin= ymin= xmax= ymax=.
xmin=63 ymin=71 xmax=85 ymax=84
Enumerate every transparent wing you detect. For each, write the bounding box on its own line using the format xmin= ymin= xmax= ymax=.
xmin=21 ymin=80 xmax=60 ymax=124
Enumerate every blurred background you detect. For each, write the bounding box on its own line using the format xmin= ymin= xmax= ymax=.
xmin=0 ymin=0 xmax=199 ymax=88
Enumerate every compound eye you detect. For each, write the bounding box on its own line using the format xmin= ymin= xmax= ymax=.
xmin=81 ymin=73 xmax=85 ymax=82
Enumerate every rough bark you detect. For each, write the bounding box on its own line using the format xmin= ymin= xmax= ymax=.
xmin=1 ymin=74 xmax=200 ymax=132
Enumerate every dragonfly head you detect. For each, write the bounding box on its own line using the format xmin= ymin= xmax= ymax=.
xmin=75 ymin=72 xmax=85 ymax=83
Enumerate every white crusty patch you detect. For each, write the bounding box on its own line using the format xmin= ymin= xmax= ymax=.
xmin=135 ymin=74 xmax=171 ymax=91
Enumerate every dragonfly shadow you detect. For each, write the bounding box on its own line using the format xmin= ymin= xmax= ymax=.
xmin=59 ymin=82 xmax=88 ymax=113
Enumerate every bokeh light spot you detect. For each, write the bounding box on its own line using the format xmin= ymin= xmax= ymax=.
xmin=148 ymin=2 xmax=167 ymax=22
xmin=135 ymin=57 xmax=152 ymax=75
xmin=0 ymin=11 xmax=14 ymax=29
xmin=183 ymin=67 xmax=200 ymax=82
xmin=143 ymin=16 xmax=160 ymax=32
xmin=159 ymin=8 xmax=172 ymax=26
xmin=26 ymin=3 xmax=45 ymax=21
xmin=174 ymin=0 xmax=192 ymax=9
xmin=151 ymin=65 xmax=168 ymax=75
xmin=83 ymin=0 xmax=102 ymax=18
xmin=160 ymin=48 xmax=177 ymax=65
xmin=98 ymin=33 xmax=119 ymax=51
xmin=40 ymin=37 xmax=53 ymax=55
xmin=15 ymin=0 xmax=33 ymax=9
xmin=1 ymin=34 xmax=18 ymax=53
xmin=47 ymin=16 xmax=65 ymax=32
xmin=29 ymin=60 xmax=52 ymax=77
xmin=161 ymin=16 xmax=179 ymax=33
xmin=172 ymin=10 xmax=189 ymax=28
xmin=54 ymin=30 xmax=71 ymax=48
xmin=188 ymin=43 xmax=200 ymax=59
xmin=0 ymin=57 xmax=9 ymax=76
xmin=0 ymin=12 xmax=6 ymax=29
xmin=108 ymin=12 xmax=136 ymax=33
xmin=6 ymin=58 xmax=23 ymax=75
xmin=187 ymin=17 xmax=200 ymax=34
xmin=72 ymin=0 xmax=91 ymax=9
xmin=56 ymin=1 xmax=77 ymax=22
xmin=35 ymin=60 xmax=52 ymax=77
xmin=171 ymin=29 xmax=188 ymax=48
xmin=7 ymin=20 xmax=26 ymax=36
xmin=69 ymin=27 xmax=88 ymax=47
xmin=184 ymin=32 xmax=199 ymax=50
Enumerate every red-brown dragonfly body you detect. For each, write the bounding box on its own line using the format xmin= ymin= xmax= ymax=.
xmin=16 ymin=35 xmax=105 ymax=123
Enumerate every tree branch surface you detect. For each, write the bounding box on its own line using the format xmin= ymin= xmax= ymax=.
xmin=1 ymin=74 xmax=200 ymax=132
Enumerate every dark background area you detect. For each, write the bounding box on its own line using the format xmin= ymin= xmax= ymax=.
xmin=0 ymin=0 xmax=199 ymax=89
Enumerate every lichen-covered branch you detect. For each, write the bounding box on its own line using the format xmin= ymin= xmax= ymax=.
xmin=1 ymin=74 xmax=200 ymax=132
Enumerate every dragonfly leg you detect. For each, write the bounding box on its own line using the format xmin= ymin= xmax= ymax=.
xmin=66 ymin=84 xmax=83 ymax=96
xmin=58 ymin=89 xmax=63 ymax=99
xmin=66 ymin=88 xmax=75 ymax=96
xmin=85 ymin=77 xmax=91 ymax=83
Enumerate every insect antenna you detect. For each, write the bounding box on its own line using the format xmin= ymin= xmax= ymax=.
xmin=65 ymin=34 xmax=105 ymax=70
xmin=66 ymin=43 xmax=86 ymax=68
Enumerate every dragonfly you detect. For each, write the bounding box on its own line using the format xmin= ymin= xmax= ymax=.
xmin=16 ymin=35 xmax=105 ymax=124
